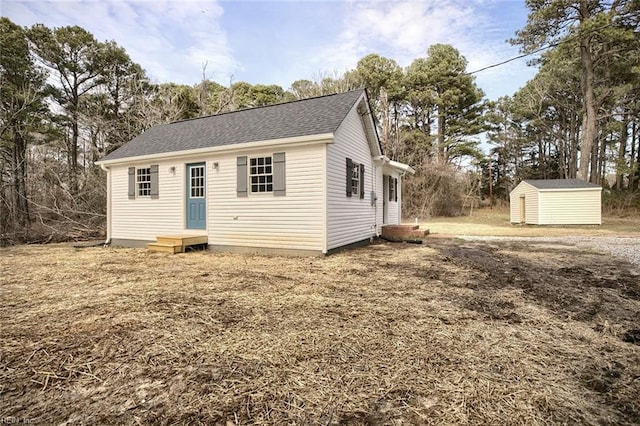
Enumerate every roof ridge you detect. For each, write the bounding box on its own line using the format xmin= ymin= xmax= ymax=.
xmin=170 ymin=88 xmax=366 ymax=125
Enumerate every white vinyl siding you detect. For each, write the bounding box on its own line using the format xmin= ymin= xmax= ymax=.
xmin=510 ymin=182 xmax=601 ymax=225
xmin=509 ymin=182 xmax=539 ymax=224
xmin=538 ymin=190 xmax=602 ymax=225
xmin=327 ymin=103 xmax=377 ymax=250
xmin=209 ymin=144 xmax=325 ymax=252
xmin=111 ymin=144 xmax=326 ymax=249
xmin=112 ymin=161 xmax=186 ymax=240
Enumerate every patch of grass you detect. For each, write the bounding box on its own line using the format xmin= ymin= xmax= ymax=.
xmin=1 ymin=241 xmax=639 ymax=424
xmin=417 ymin=206 xmax=640 ymax=237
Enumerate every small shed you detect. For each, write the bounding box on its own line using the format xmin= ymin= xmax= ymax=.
xmin=509 ymin=179 xmax=602 ymax=225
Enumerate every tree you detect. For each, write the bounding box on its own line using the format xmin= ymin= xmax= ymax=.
xmin=28 ymin=24 xmax=107 ymax=193
xmin=249 ymin=84 xmax=292 ymax=107
xmin=405 ymin=44 xmax=486 ymax=164
xmin=353 ymin=54 xmax=404 ymax=157
xmin=194 ymin=79 xmax=233 ymax=114
xmin=289 ymin=79 xmax=321 ymax=99
xmin=513 ymin=0 xmax=637 ymax=183
xmin=0 ymin=18 xmax=48 ymax=237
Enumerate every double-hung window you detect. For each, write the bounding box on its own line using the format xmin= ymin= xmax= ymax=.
xmin=137 ymin=167 xmax=151 ymax=197
xmin=346 ymin=158 xmax=364 ymax=199
xmin=351 ymin=162 xmax=360 ymax=196
xmin=250 ymin=156 xmax=273 ymax=193
xmin=389 ymin=176 xmax=396 ymax=202
xmin=128 ymin=165 xmax=158 ymax=199
xmin=237 ymin=153 xmax=285 ymax=197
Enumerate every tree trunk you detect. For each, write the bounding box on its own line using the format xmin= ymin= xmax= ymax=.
xmin=71 ymin=107 xmax=79 ymax=195
xmin=0 ymin=154 xmax=9 ymax=242
xmin=379 ymin=89 xmax=391 ymax=156
xmin=597 ymin=132 xmax=606 ymax=185
xmin=437 ymin=108 xmax=446 ymax=163
xmin=577 ymin=27 xmax=597 ymax=182
xmin=629 ymin=120 xmax=637 ymax=190
xmin=634 ymin=120 xmax=640 ymax=190
xmin=559 ymin=115 xmax=566 ymax=178
xmin=569 ymin=112 xmax=579 ymax=178
xmin=11 ymin=132 xmax=30 ymax=228
xmin=616 ymin=114 xmax=628 ymax=190
xmin=590 ymin=132 xmax=599 ymax=184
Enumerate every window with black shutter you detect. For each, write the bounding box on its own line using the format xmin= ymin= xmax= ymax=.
xmin=346 ymin=158 xmax=365 ymax=199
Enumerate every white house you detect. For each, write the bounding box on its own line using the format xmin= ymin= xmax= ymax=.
xmin=509 ymin=179 xmax=602 ymax=225
xmin=96 ymin=90 xmax=414 ymax=255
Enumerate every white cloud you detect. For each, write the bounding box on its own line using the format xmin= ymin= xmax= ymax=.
xmin=304 ymin=0 xmax=534 ymax=99
xmin=311 ymin=1 xmax=479 ymax=71
xmin=3 ymin=0 xmax=535 ymax=98
xmin=3 ymin=0 xmax=239 ymax=85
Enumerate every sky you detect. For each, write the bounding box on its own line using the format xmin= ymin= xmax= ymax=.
xmin=2 ymin=0 xmax=539 ymax=101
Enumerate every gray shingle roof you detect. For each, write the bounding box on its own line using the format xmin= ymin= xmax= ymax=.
xmin=524 ymin=179 xmax=601 ymax=189
xmin=100 ymin=89 xmax=365 ymax=162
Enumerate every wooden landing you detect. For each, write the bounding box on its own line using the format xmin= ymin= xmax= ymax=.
xmin=148 ymin=234 xmax=208 ymax=254
xmin=381 ymin=225 xmax=429 ymax=241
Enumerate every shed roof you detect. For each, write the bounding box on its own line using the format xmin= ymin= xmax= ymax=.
xmin=100 ymin=89 xmax=369 ymax=162
xmin=523 ymin=179 xmax=601 ymax=190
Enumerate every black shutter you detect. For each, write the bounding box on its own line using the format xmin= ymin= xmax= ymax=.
xmin=346 ymin=158 xmax=353 ymax=197
xmin=273 ymin=152 xmax=286 ymax=196
xmin=394 ymin=177 xmax=398 ymax=202
xmin=128 ymin=167 xmax=135 ymax=199
xmin=237 ymin=156 xmax=248 ymax=197
xmin=150 ymin=165 xmax=159 ymax=199
xmin=388 ymin=175 xmax=393 ymax=202
xmin=359 ymin=163 xmax=365 ymax=199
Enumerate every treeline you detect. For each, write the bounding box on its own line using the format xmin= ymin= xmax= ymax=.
xmin=1 ymin=1 xmax=639 ymax=244
xmin=1 ymin=17 xmax=490 ymax=243
xmin=486 ymin=0 xmax=640 ymax=208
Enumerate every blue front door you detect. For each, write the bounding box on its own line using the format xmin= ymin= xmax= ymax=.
xmin=186 ymin=163 xmax=206 ymax=229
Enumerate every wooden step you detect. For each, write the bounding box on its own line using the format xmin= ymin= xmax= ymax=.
xmin=156 ymin=235 xmax=208 ymax=246
xmin=381 ymin=225 xmax=428 ymax=240
xmin=148 ymin=242 xmax=183 ymax=254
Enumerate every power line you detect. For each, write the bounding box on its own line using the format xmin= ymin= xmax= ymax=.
xmin=466 ymin=44 xmax=552 ymax=75
xmin=465 ymin=22 xmax=617 ymax=75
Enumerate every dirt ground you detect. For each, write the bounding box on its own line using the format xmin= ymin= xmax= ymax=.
xmin=1 ymin=239 xmax=639 ymax=425
xmin=423 ymin=208 xmax=640 ymax=237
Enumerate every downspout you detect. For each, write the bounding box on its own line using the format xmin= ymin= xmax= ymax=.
xmin=100 ymin=163 xmax=112 ymax=245
xmin=373 ymin=155 xmax=390 ymax=236
xmin=372 ymin=162 xmax=377 ymax=237
xmin=399 ymin=171 xmax=406 ymax=223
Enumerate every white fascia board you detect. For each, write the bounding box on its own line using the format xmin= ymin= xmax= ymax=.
xmin=373 ymin=155 xmax=390 ymax=165
xmin=342 ymin=92 xmax=383 ymax=158
xmin=537 ymin=187 xmax=602 ymax=192
xmin=509 ymin=181 xmax=534 ymax=196
xmin=388 ymin=160 xmax=415 ymax=175
xmin=95 ymin=133 xmax=334 ymax=166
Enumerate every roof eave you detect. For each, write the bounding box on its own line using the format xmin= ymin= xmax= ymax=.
xmin=96 ymin=132 xmax=335 ymax=166
xmin=359 ymin=91 xmax=384 ymax=157
xmin=388 ymin=160 xmax=415 ymax=175
xmin=537 ymin=187 xmax=602 ymax=192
